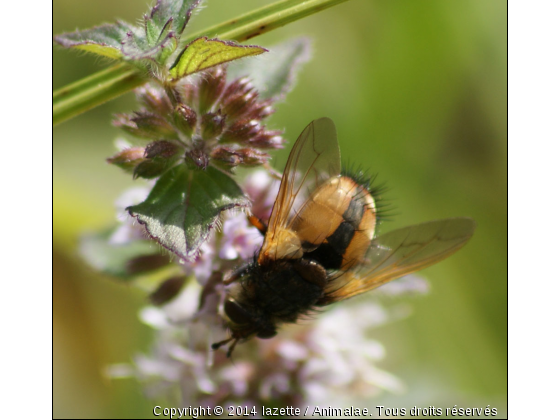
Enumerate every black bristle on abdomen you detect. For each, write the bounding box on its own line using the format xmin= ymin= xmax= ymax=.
xmin=341 ymin=163 xmax=394 ymax=223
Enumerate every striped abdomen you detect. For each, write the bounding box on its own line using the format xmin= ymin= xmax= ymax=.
xmin=291 ymin=176 xmax=377 ymax=270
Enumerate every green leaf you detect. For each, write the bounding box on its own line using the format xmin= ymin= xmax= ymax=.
xmin=121 ymin=29 xmax=177 ymax=62
xmin=121 ymin=0 xmax=200 ymax=61
xmin=55 ymin=1 xmax=202 ymax=64
xmin=54 ymin=0 xmax=349 ymax=125
xmin=80 ymin=227 xmax=168 ymax=279
xmin=169 ymin=37 xmax=267 ymax=81
xmin=127 ymin=164 xmax=251 ymax=261
xmin=54 ymin=22 xmax=134 ymax=59
xmin=150 ymin=0 xmax=201 ymax=38
xmin=228 ymin=37 xmax=311 ymax=101
xmin=145 ymin=17 xmax=161 ymax=46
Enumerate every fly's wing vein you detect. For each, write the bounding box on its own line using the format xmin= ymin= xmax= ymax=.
xmin=319 ymin=218 xmax=476 ymax=304
xmin=259 ymin=118 xmax=341 ymax=263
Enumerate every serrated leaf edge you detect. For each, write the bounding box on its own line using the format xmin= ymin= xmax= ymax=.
xmin=126 ymin=166 xmax=251 ymax=261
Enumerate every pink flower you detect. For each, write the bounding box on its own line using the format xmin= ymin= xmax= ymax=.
xmin=219 ymin=213 xmax=262 ymax=260
xmin=243 ymin=170 xmax=280 ymax=222
xmin=181 ymin=234 xmax=217 ymax=285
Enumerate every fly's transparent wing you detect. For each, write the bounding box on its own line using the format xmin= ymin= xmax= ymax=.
xmin=319 ymin=218 xmax=476 ymax=304
xmin=259 ymin=118 xmax=341 ymax=263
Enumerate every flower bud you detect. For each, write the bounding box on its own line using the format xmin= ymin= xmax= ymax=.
xmin=201 ymin=112 xmax=226 ymax=140
xmin=174 ymin=104 xmax=197 ymax=138
xmin=107 ymin=147 xmax=146 ymax=172
xmin=222 ymin=79 xmax=259 ymax=121
xmin=236 ymin=148 xmax=270 ymax=166
xmin=210 ymin=146 xmax=240 ymax=167
xmin=248 ymin=132 xmax=284 ymax=149
xmin=114 ymin=112 xmax=176 ymax=139
xmin=176 ymin=80 xmax=197 ymax=105
xmin=244 ymin=100 xmax=275 ymax=120
xmin=198 ymin=66 xmax=226 ymax=115
xmin=211 ymin=147 xmax=269 ymax=167
xmin=221 ymin=120 xmax=261 ymax=143
xmin=145 ymin=140 xmax=180 ymax=159
xmin=186 ymin=138 xmax=209 ymax=169
xmin=136 ymin=85 xmax=173 ymax=115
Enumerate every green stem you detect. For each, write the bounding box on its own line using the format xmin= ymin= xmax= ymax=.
xmin=53 ymin=0 xmax=349 ymax=126
xmin=53 ymin=63 xmax=145 ymax=126
xmin=183 ymin=0 xmax=349 ymax=44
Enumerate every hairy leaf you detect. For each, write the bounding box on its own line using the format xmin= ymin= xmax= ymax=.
xmin=127 ymin=164 xmax=251 ymax=261
xmin=54 ymin=22 xmax=134 ymax=59
xmin=121 ymin=0 xmax=201 ymax=61
xmin=169 ymin=37 xmax=267 ymax=81
xmin=150 ymin=0 xmax=201 ymax=38
xmin=55 ymin=0 xmax=202 ymax=62
xmin=54 ymin=0 xmax=348 ymax=125
xmin=228 ymin=37 xmax=311 ymax=100
xmin=121 ymin=30 xmax=177 ymax=61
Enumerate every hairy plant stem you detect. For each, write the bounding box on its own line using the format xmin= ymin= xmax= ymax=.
xmin=53 ymin=0 xmax=349 ymax=126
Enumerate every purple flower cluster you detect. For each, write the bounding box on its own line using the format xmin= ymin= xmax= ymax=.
xmin=108 ymin=67 xmax=284 ymax=177
xmin=106 ymin=169 xmax=429 ymax=407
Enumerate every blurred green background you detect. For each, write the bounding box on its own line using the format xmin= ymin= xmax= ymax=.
xmin=54 ymin=0 xmax=506 ymax=418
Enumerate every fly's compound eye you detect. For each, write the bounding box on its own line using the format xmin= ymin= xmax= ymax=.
xmin=224 ymin=299 xmax=252 ymax=326
xmin=256 ymin=329 xmax=277 ymax=339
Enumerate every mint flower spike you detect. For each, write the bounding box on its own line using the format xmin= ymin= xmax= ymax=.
xmin=108 ymin=37 xmax=312 ymax=176
xmin=104 ymin=171 xmax=428 ymax=407
xmin=110 ymin=65 xmax=284 ymax=175
xmin=100 ymin=38 xmax=311 ymax=266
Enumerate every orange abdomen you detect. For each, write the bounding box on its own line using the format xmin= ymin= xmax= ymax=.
xmin=292 ymin=176 xmax=377 ymax=270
